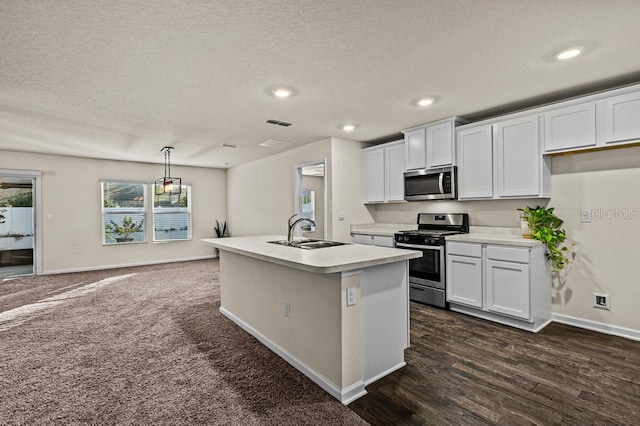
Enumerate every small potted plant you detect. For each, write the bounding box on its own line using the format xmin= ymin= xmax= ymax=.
xmin=105 ymin=216 xmax=144 ymax=242
xmin=519 ymin=206 xmax=571 ymax=271
xmin=214 ymin=220 xmax=228 ymax=238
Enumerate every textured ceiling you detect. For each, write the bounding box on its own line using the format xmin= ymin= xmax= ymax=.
xmin=2 ymin=0 xmax=640 ymax=168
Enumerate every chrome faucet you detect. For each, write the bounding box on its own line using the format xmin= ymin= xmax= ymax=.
xmin=287 ymin=214 xmax=316 ymax=244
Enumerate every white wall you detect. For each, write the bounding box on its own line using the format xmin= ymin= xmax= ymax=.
xmin=226 ymin=137 xmax=375 ymax=242
xmin=368 ymin=145 xmax=640 ymax=332
xmin=330 ymin=138 xmax=374 ymax=242
xmin=0 ymin=151 xmax=226 ymax=273
xmin=227 ymin=138 xmax=332 ymax=238
xmin=549 ymin=146 xmax=640 ymax=331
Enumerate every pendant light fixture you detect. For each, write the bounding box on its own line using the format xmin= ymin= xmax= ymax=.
xmin=155 ymin=146 xmax=182 ymax=195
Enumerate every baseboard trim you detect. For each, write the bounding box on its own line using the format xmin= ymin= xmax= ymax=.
xmin=364 ymin=361 xmax=406 ymax=387
xmin=219 ymin=306 xmax=367 ymax=405
xmin=43 ymin=255 xmax=218 ymax=275
xmin=450 ymin=304 xmax=551 ymax=333
xmin=552 ymin=313 xmax=640 ymax=341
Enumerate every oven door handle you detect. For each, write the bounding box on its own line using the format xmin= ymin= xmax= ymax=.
xmin=438 ymin=172 xmax=445 ymax=194
xmin=395 ymin=243 xmax=443 ymax=251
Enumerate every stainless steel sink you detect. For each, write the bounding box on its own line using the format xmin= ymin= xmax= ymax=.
xmin=267 ymin=239 xmax=351 ymax=250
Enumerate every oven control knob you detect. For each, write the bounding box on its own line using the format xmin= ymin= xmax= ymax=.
xmin=424 ymin=238 xmax=429 ymax=245
xmin=431 ymin=238 xmax=438 ymax=245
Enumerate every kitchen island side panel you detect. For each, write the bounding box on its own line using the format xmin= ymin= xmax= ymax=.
xmin=218 ymin=250 xmax=350 ymax=389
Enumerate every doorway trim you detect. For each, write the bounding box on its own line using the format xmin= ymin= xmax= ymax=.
xmin=0 ymin=169 xmax=42 ymax=276
xmin=294 ymin=160 xmax=328 ymax=240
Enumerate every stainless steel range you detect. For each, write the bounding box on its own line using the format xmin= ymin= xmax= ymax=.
xmin=394 ymin=213 xmax=469 ymax=308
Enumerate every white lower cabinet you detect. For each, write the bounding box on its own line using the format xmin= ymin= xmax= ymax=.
xmin=352 ymin=234 xmax=394 ymax=248
xmin=447 ymin=254 xmax=483 ymax=308
xmin=446 ymin=240 xmax=551 ymax=332
xmin=485 ymin=259 xmax=530 ymax=319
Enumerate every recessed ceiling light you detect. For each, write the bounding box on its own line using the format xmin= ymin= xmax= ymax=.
xmin=269 ymin=86 xmax=296 ymax=98
xmin=556 ymin=47 xmax=583 ymax=61
xmin=417 ymin=97 xmax=435 ymax=107
xmin=273 ymin=88 xmax=291 ymax=98
xmin=341 ymin=124 xmax=357 ymax=132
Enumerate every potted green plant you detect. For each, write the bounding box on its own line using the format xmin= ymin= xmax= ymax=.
xmin=214 ymin=220 xmax=228 ymax=238
xmin=105 ymin=216 xmax=144 ymax=242
xmin=518 ymin=206 xmax=570 ymax=271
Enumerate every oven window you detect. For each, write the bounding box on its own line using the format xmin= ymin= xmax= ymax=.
xmin=408 ymin=249 xmax=440 ymax=283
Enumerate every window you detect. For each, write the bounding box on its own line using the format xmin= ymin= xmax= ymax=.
xmin=102 ymin=182 xmax=147 ymax=244
xmin=153 ymin=185 xmax=191 ymax=241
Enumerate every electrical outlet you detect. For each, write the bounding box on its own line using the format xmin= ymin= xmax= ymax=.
xmin=399 ymin=211 xmax=405 ymax=220
xmin=593 ymin=293 xmax=610 ymax=310
xmin=346 ymin=287 xmax=356 ymax=306
xmin=284 ymin=301 xmax=291 ymax=318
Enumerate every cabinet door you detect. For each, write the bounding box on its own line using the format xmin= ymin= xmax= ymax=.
xmin=496 ymin=115 xmax=540 ymax=197
xmin=485 ymin=259 xmax=530 ymax=320
xmin=385 ymin=143 xmax=405 ymax=201
xmin=363 ymin=148 xmax=385 ymax=203
xmin=426 ymin=121 xmax=454 ymax=168
xmin=352 ymin=234 xmax=373 ymax=245
xmin=404 ymin=128 xmax=426 ymax=170
xmin=544 ymin=102 xmax=596 ymax=152
xmin=456 ymin=125 xmax=493 ymax=199
xmin=603 ymin=90 xmax=640 ymax=143
xmin=446 ymin=254 xmax=483 ymax=308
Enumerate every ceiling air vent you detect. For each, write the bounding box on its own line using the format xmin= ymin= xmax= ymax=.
xmin=265 ymin=119 xmax=293 ymax=127
xmin=220 ymin=143 xmax=238 ymax=148
xmin=259 ymin=139 xmax=292 ymax=149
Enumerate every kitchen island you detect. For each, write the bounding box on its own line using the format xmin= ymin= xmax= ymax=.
xmin=202 ymin=235 xmax=421 ymax=404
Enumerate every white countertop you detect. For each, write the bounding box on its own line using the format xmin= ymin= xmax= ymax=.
xmin=446 ymin=226 xmax=543 ymax=247
xmin=350 ymin=223 xmax=417 ymax=237
xmin=202 ymin=235 xmax=422 ymax=274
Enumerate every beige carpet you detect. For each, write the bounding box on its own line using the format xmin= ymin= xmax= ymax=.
xmin=0 ymin=260 xmax=368 ymax=425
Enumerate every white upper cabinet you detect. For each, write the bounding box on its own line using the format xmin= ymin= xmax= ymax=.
xmin=544 ymin=102 xmax=597 ymax=152
xmin=403 ymin=118 xmax=467 ymax=171
xmin=495 ymin=115 xmax=541 ymax=197
xmin=385 ymin=142 xmax=405 ymax=201
xmin=426 ymin=121 xmax=454 ymax=168
xmin=603 ymin=90 xmax=640 ymax=144
xmin=362 ymin=140 xmax=405 ymax=204
xmin=403 ymin=128 xmax=426 ymax=170
xmin=363 ymin=147 xmax=385 ymax=203
xmin=456 ymin=125 xmax=493 ymax=199
xmin=456 ymin=115 xmax=549 ymax=200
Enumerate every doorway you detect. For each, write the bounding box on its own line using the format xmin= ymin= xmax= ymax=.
xmin=0 ymin=171 xmax=40 ymax=279
xmin=294 ymin=160 xmax=327 ymax=240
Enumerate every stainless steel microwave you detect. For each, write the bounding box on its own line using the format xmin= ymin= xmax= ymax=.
xmin=404 ymin=166 xmax=457 ymax=201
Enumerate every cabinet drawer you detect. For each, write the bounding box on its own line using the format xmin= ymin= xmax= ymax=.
xmin=372 ymin=235 xmax=394 ymax=247
xmin=446 ymin=242 xmax=482 ymax=257
xmin=486 ymin=245 xmax=529 ymax=263
xmin=352 ymin=234 xmax=373 ymax=245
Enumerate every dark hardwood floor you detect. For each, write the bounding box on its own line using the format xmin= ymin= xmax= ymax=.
xmin=349 ymin=302 xmax=640 ymax=425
